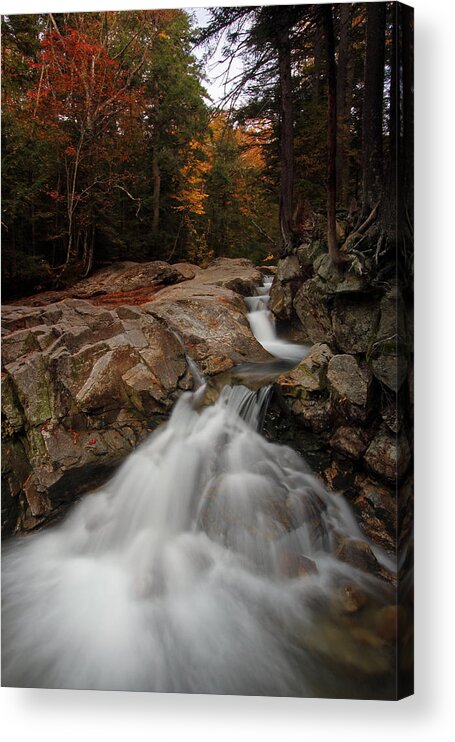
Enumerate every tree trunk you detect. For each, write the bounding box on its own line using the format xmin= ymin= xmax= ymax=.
xmin=380 ymin=3 xmax=413 ymax=252
xmin=336 ymin=3 xmax=352 ymax=205
xmin=277 ymin=29 xmax=295 ymax=255
xmin=358 ymin=2 xmax=386 ymax=224
xmin=152 ymin=147 xmax=161 ymax=237
xmin=381 ymin=2 xmax=398 ymax=236
xmin=321 ymin=5 xmax=340 ymax=264
xmin=401 ymin=4 xmax=414 ymax=234
xmin=313 ymin=30 xmax=323 ymax=104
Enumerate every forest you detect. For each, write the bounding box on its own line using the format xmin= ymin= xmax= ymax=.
xmin=1 ymin=3 xmax=414 ymax=698
xmin=1 ymin=3 xmax=412 ymax=298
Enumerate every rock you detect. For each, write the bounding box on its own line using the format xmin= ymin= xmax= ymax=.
xmin=364 ymin=428 xmax=411 ymax=482
xmin=278 ymin=343 xmax=333 ymax=397
xmin=370 ymin=288 xmax=409 ymax=391
xmin=276 ymin=255 xmax=301 ymax=283
xmin=336 ymin=536 xmax=381 ymax=575
xmin=148 ymin=283 xmax=271 ymax=374
xmin=4 ymin=351 xmax=54 ymax=427
xmin=289 ymin=398 xmax=332 ymax=433
xmin=2 ymin=259 xmax=271 ymax=534
xmin=269 ymin=282 xmax=294 ymax=320
xmin=330 ymin=426 xmax=369 ymax=459
xmin=171 ymin=262 xmax=201 ymax=280
xmin=1 ymin=299 xmax=189 ymax=534
xmin=375 ymin=605 xmax=406 ymax=642
xmin=314 ymin=253 xmax=366 ymax=294
xmin=269 ymin=255 xmax=302 ymax=320
xmin=1 ymin=373 xmax=25 ymax=436
xmin=296 ymin=240 xmax=326 ymax=267
xmin=280 ymin=552 xmax=318 ymax=578
xmin=13 ymin=260 xmax=188 ymax=307
xmin=332 ymin=294 xmax=379 ymax=353
xmin=380 ymin=398 xmax=403 ymax=434
xmin=327 ymin=354 xmax=373 ymax=422
xmin=334 ymin=582 xmax=368 ymax=613
xmin=188 ymin=257 xmax=262 ymax=297
xmin=351 ymin=474 xmax=397 ymax=553
xmin=293 ymin=277 xmax=335 ymax=344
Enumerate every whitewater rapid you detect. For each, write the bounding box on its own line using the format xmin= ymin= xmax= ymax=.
xmin=1 ymin=274 xmax=395 ymax=697
xmin=245 ymin=275 xmax=309 ymax=363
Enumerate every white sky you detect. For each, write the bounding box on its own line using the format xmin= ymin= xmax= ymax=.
xmin=186 ymin=6 xmax=244 ymax=105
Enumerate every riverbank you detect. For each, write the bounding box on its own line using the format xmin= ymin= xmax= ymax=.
xmin=1 ymin=258 xmax=272 ymax=534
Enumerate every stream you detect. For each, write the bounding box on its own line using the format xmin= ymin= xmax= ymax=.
xmin=1 ymin=277 xmax=397 ymax=697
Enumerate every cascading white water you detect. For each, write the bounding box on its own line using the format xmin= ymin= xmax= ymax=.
xmin=2 ymin=276 xmax=395 ymax=698
xmin=245 ymin=275 xmax=310 ymax=363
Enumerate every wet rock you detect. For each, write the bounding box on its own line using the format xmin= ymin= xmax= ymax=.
xmin=2 ymin=258 xmax=272 ymax=535
xmin=280 ymin=552 xmax=318 ymax=578
xmin=330 ymin=426 xmax=369 ymax=459
xmin=375 ymin=605 xmax=406 ymax=642
xmin=334 ymin=582 xmax=368 ymax=613
xmin=327 ymin=354 xmax=373 ymax=422
xmin=364 ymin=428 xmax=411 ymax=482
xmin=335 ymin=536 xmax=381 ymax=576
xmin=332 ymin=294 xmax=379 ymax=353
xmin=148 ymin=283 xmax=271 ymax=374
xmin=351 ymin=474 xmax=397 ymax=553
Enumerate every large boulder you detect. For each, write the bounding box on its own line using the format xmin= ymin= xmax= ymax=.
xmin=2 ymin=258 xmax=271 ymax=534
xmin=364 ymin=427 xmax=411 ymax=482
xmin=270 ymin=255 xmax=302 ymax=320
xmin=13 ymin=260 xmax=188 ymax=308
xmin=331 ymin=294 xmax=380 ymax=353
xmin=278 ymin=343 xmax=333 ymax=397
xmin=351 ymin=474 xmax=397 ymax=553
xmin=148 ymin=282 xmax=271 ymax=375
xmin=370 ymin=288 xmax=409 ymax=392
xmin=327 ymin=354 xmax=373 ymax=423
xmin=314 ymin=254 xmax=366 ymax=294
xmin=188 ymin=257 xmax=262 ymax=297
xmin=293 ymin=278 xmax=335 ymax=344
xmin=330 ymin=426 xmax=369 ymax=460
xmin=1 ymin=299 xmax=193 ymax=534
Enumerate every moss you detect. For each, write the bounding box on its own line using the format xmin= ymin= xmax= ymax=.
xmin=1 ymin=374 xmax=25 ymax=435
xmin=25 ymin=427 xmax=49 ymax=466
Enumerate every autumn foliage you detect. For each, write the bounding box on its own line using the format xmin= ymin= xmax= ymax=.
xmin=1 ymin=11 xmax=278 ymax=295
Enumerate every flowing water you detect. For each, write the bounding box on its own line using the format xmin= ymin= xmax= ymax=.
xmin=245 ymin=275 xmax=309 ymax=364
xmin=1 ymin=276 xmax=397 ymax=697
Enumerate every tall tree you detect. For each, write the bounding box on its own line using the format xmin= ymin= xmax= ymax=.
xmin=358 ymin=2 xmax=386 ymax=223
xmin=335 ymin=3 xmax=353 ymax=204
xmin=320 ymin=4 xmax=340 ymax=264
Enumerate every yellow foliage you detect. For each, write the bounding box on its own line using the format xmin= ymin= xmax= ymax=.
xmin=176 ymin=137 xmax=211 ymax=216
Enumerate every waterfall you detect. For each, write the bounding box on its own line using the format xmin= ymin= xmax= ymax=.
xmin=245 ymin=275 xmax=310 ymax=363
xmin=1 ymin=276 xmax=396 ymax=698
